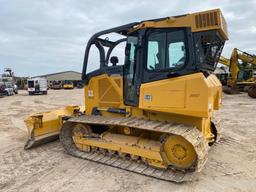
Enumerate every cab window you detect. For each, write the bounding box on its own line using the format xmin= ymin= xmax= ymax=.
xmin=147 ymin=30 xmax=186 ymax=71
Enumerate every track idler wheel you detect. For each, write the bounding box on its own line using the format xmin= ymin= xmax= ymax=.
xmin=72 ymin=123 xmax=92 ymax=152
xmin=248 ymin=85 xmax=256 ymax=98
xmin=163 ymin=135 xmax=197 ymax=170
xmin=72 ymin=123 xmax=92 ymax=137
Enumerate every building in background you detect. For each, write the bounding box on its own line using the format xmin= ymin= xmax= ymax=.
xmin=33 ymin=71 xmax=82 ymax=87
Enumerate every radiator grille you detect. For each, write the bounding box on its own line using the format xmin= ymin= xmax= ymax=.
xmin=195 ymin=11 xmax=219 ymax=28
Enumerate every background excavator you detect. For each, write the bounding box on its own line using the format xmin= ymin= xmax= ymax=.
xmin=218 ymin=48 xmax=256 ymax=98
xmin=24 ymin=9 xmax=228 ymax=182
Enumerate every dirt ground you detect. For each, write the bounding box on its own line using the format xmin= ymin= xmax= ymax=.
xmin=0 ymin=89 xmax=255 ymax=192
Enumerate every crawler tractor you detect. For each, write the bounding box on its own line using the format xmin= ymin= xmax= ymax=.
xmin=25 ymin=9 xmax=228 ymax=182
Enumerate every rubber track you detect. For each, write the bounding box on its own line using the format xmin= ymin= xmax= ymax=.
xmin=59 ymin=116 xmax=209 ymax=183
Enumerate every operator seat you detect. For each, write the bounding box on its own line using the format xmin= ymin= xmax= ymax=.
xmin=110 ymin=56 xmax=119 ymax=66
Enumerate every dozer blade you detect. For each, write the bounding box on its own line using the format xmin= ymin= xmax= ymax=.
xmin=24 ymin=106 xmax=84 ymax=149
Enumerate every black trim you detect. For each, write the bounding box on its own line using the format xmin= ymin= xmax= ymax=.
xmin=107 ymin=108 xmax=128 ymax=115
xmin=82 ymin=22 xmax=139 ymax=80
xmin=92 ymin=107 xmax=101 ymax=116
xmin=193 ymin=30 xmax=225 ymax=72
xmin=123 ymin=33 xmax=142 ymax=106
xmin=106 ymin=38 xmax=127 ymax=65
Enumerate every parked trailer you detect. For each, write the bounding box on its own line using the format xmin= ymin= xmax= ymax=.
xmin=27 ymin=78 xmax=48 ymax=95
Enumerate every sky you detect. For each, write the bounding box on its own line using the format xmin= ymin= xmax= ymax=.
xmin=0 ymin=0 xmax=256 ymax=77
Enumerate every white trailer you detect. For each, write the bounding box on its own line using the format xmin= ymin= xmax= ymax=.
xmin=27 ymin=78 xmax=48 ymax=95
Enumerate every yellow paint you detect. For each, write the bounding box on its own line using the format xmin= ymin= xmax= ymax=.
xmin=63 ymin=83 xmax=74 ymax=89
xmin=82 ymin=72 xmax=220 ymax=143
xmin=73 ymin=133 xmax=167 ymax=169
xmin=139 ymin=73 xmax=221 ymax=118
xmin=163 ymin=135 xmax=196 ymax=168
xmin=24 ymin=106 xmax=82 ymax=142
xmin=130 ymin=9 xmax=228 ymax=40
xmin=84 ymin=74 xmax=124 ymax=115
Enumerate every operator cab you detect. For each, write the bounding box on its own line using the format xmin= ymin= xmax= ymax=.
xmin=82 ymin=9 xmax=227 ymax=106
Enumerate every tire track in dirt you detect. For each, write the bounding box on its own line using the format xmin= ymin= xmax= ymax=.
xmin=0 ymin=142 xmax=63 ymax=190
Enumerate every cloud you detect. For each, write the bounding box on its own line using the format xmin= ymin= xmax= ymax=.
xmin=251 ymin=26 xmax=256 ymax=33
xmin=0 ymin=0 xmax=255 ymax=76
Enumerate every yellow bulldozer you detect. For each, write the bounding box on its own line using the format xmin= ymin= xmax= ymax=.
xmin=218 ymin=48 xmax=256 ymax=98
xmin=24 ymin=9 xmax=228 ymax=182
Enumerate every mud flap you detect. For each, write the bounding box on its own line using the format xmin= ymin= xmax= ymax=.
xmin=24 ymin=106 xmax=85 ymax=149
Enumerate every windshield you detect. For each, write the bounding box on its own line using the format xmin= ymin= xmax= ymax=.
xmin=28 ymin=81 xmax=34 ymax=88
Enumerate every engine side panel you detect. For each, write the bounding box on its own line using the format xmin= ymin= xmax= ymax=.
xmin=139 ymin=73 xmax=222 ymax=118
xmin=84 ymin=74 xmax=124 ymax=115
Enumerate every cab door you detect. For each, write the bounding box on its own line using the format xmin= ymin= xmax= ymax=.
xmin=123 ymin=36 xmax=139 ymax=106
